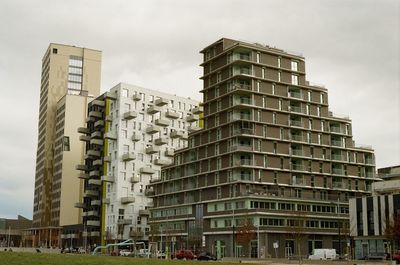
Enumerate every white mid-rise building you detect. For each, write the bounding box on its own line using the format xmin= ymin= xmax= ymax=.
xmin=77 ymin=83 xmax=201 ymax=244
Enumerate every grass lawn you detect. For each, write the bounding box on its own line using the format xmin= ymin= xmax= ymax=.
xmin=0 ymin=252 xmax=233 ymax=265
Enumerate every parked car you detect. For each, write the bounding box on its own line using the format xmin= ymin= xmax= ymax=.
xmin=393 ymin=251 xmax=400 ymax=264
xmin=174 ymin=250 xmax=197 ymax=260
xmin=119 ymin=249 xmax=132 ymax=256
xmin=156 ymin=250 xmax=166 ymax=259
xmin=308 ymin=249 xmax=337 ymax=260
xmin=197 ymin=252 xmax=217 ymax=261
xmin=363 ymin=252 xmax=389 ymax=260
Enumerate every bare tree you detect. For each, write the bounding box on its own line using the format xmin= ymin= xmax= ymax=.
xmin=287 ymin=213 xmax=307 ymax=265
xmin=385 ymin=213 xmax=400 ymax=258
xmin=236 ymin=218 xmax=256 ymax=258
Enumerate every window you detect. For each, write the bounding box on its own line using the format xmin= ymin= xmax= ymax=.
xmin=320 ymin=93 xmax=324 ymax=104
xmin=272 ymin=84 xmax=275 ymax=95
xmin=291 ymin=61 xmax=298 ymax=71
xmin=123 ymin=145 xmax=129 ymax=154
xmin=52 ymin=48 xmax=58 ymax=54
xmin=307 ymin=91 xmax=312 ymax=101
xmin=122 ymin=88 xmax=129 ymax=98
xmin=256 ymin=53 xmax=260 ymax=63
xmin=262 ymin=68 xmax=266 ymax=79
xmin=278 ymin=57 xmax=281 ymax=68
xmin=278 ymin=71 xmax=281 ymax=82
xmin=63 ymin=136 xmax=70 ymax=151
xmin=272 ymin=113 xmax=277 ymax=124
xmin=291 ymin=75 xmax=298 ymax=85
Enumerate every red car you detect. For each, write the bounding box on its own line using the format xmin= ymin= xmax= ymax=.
xmin=393 ymin=251 xmax=400 ymax=264
xmin=174 ymin=250 xmax=197 ymax=260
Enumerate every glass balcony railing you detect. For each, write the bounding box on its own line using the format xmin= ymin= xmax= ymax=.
xmin=365 ymin=158 xmax=374 ymax=165
xmin=330 ymin=126 xmax=344 ymax=134
xmin=235 ymin=159 xmax=253 ymax=166
xmin=232 ymin=53 xmax=251 ymax=61
xmin=232 ymin=83 xmax=252 ymax=91
xmin=233 ymin=68 xmax=253 ymax=76
xmin=290 ymin=120 xmax=302 ymax=127
xmin=233 ymin=98 xmax=252 ymax=106
xmin=230 ymin=145 xmax=253 ymax=152
xmin=291 ymin=134 xmax=303 ymax=141
xmin=232 ymin=113 xmax=252 ymax=121
xmin=331 ymin=140 xmax=343 ymax=147
xmin=289 ymin=91 xmax=302 ymax=99
xmin=289 ymin=105 xmax=306 ymax=114
xmin=366 ymin=171 xmax=374 ymax=178
xmin=332 ymin=168 xmax=344 ymax=175
xmin=233 ymin=128 xmax=254 ymax=135
xmin=291 ymin=149 xmax=303 ymax=156
xmin=331 ymin=154 xmax=344 ymax=161
xmin=291 ymin=164 xmax=304 ymax=171
xmin=332 ymin=182 xmax=344 ymax=189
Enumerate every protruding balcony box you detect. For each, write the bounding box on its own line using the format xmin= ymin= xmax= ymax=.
xmin=79 ymin=135 xmax=90 ymax=142
xmin=146 ymin=125 xmax=160 ymax=134
xmin=84 ymin=190 xmax=98 ymax=197
xmin=90 ymin=139 xmax=103 ymax=146
xmin=165 ymin=149 xmax=174 ymax=157
xmin=188 ymin=125 xmax=201 ymax=132
xmin=155 ymin=97 xmax=169 ymax=106
xmin=191 ymin=106 xmax=203 ymax=115
xmin=121 ymin=196 xmax=135 ymax=204
xmin=86 ymin=116 xmax=95 ymax=123
xmin=91 ymin=131 xmax=102 ymax=139
xmin=131 ymin=176 xmax=139 ymax=183
xmin=90 ymin=231 xmax=100 ymax=237
xmin=123 ymin=111 xmax=138 ymax=120
xmin=117 ymin=218 xmax=133 ymax=225
xmin=155 ymin=118 xmax=170 ymax=127
xmin=144 ymin=189 xmax=154 ymax=196
xmin=89 ymin=110 xmax=102 ymax=119
xmin=89 ymin=171 xmax=100 ymax=178
xmin=186 ymin=114 xmax=199 ymax=122
xmin=103 ymin=156 xmax=111 ymax=162
xmin=154 ymin=158 xmax=171 ymax=166
xmin=104 ymin=132 xmax=117 ymax=140
xmin=105 ymin=91 xmax=117 ymax=100
xmin=91 ymin=200 xmax=101 ymax=206
xmin=78 ymin=173 xmax=89 ymax=180
xmin=145 ymin=146 xmax=160 ymax=154
xmin=230 ymin=145 xmax=253 ymax=152
xmin=101 ymin=175 xmax=115 ymax=182
xmin=147 ymin=105 xmax=161 ymax=114
xmin=122 ymin=152 xmax=136 ymax=161
xmin=181 ymin=132 xmax=189 ymax=140
xmin=150 ymin=178 xmax=161 ymax=184
xmin=76 ymin=164 xmax=88 ymax=171
xmin=94 ymin=120 xmax=104 ymax=128
xmin=140 ymin=167 xmax=155 ymax=174
xmin=166 ymin=110 xmax=180 ymax=119
xmin=93 ymin=159 xmax=103 ymax=167
xmin=77 ymin=127 xmax=89 ymax=134
xmin=105 ymin=115 xmax=113 ymax=122
xmin=86 ymin=220 xmax=100 ymax=227
xmin=74 ymin=202 xmax=85 ymax=208
xmin=131 ymin=133 xmax=141 ymax=141
xmin=102 ymin=198 xmax=110 ymax=204
xmin=87 ymin=150 xmax=101 ymax=157
xmin=170 ymin=130 xmax=184 ymax=138
xmin=91 ymin=99 xmax=105 ymax=107
xmin=88 ymin=179 xmax=102 ymax=186
xmin=132 ymin=93 xmax=141 ymax=101
xmin=147 ymin=201 xmax=154 ymax=207
xmin=155 ymin=137 xmax=168 ymax=145
xmin=139 ymin=209 xmax=150 ymax=216
xmin=86 ymin=210 xmax=98 ymax=217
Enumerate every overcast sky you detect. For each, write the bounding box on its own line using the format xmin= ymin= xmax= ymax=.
xmin=0 ymin=0 xmax=398 ymax=219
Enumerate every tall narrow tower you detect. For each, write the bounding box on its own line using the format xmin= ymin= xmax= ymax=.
xmin=32 ymin=44 xmax=101 ymax=246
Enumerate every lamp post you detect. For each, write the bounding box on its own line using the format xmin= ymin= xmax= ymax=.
xmin=232 ymin=205 xmax=235 ymax=258
xmin=256 ymin=224 xmax=260 ymax=259
xmin=337 ymin=198 xmax=341 ymax=257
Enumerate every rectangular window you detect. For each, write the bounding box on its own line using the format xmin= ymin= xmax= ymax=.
xmin=291 ymin=75 xmax=298 ymax=85
xmin=262 ymin=68 xmax=266 ymax=79
xmin=256 ymin=53 xmax=260 ymax=63
xmin=63 ymin=136 xmax=70 ymax=151
xmin=122 ymin=88 xmax=129 ymax=98
xmin=291 ymin=61 xmax=298 ymax=71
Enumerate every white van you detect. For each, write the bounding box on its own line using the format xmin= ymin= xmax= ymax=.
xmin=308 ymin=249 xmax=337 ymax=260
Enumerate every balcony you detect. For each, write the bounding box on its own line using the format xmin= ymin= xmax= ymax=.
xmin=155 ymin=118 xmax=170 ymax=127
xmin=91 ymin=200 xmax=101 ymax=206
xmin=331 ymin=140 xmax=343 ymax=147
xmin=86 ymin=220 xmax=100 ymax=227
xmin=155 ymin=137 xmax=168 ymax=145
xmin=332 ymin=182 xmax=344 ymax=189
xmin=91 ymin=131 xmax=102 ymax=139
xmin=78 ymin=173 xmax=89 ymax=179
xmin=132 ymin=93 xmax=141 ymax=101
xmin=170 ymin=130 xmax=184 ymax=138
xmin=365 ymin=158 xmax=374 ymax=165
xmin=166 ymin=110 xmax=180 ymax=119
xmin=140 ymin=167 xmax=155 ymax=174
xmin=117 ymin=218 xmax=133 ymax=225
xmin=74 ymin=202 xmax=85 ymax=208
xmin=145 ymin=146 xmax=160 ymax=154
xmin=79 ymin=135 xmax=90 ymax=142
xmin=146 ymin=125 xmax=160 ymax=134
xmin=232 ymin=83 xmax=252 ymax=91
xmin=130 ymin=176 xmax=139 ymax=183
xmin=87 ymin=150 xmax=101 ymax=157
xmin=77 ymin=127 xmax=89 ymax=134
xmin=291 ymin=164 xmax=304 ymax=171
xmin=85 ymin=210 xmax=98 ymax=217
xmin=291 ymin=149 xmax=303 ymax=156
xmin=104 ymin=132 xmax=117 ymax=140
xmin=291 ymin=179 xmax=305 ymax=186
xmin=289 ymin=105 xmax=306 ymax=114
xmin=186 ymin=114 xmax=199 ymax=122
xmin=94 ymin=120 xmax=104 ymax=128
xmin=191 ymin=106 xmax=203 ymax=114
xmin=147 ymin=106 xmax=161 ymax=114
xmin=331 ymin=154 xmax=344 ymax=161
xmin=91 ymin=99 xmax=105 ymax=107
xmin=103 ymin=156 xmax=111 ymax=162
xmin=366 ymin=171 xmax=374 ymax=178
xmin=165 ymin=149 xmax=174 ymax=157
xmin=144 ymin=189 xmax=155 ymax=196
xmin=88 ymin=110 xmax=102 ymax=119
xmin=139 ymin=209 xmax=150 ymax=216
xmin=123 ymin=111 xmax=137 ymax=120
xmin=155 ymin=97 xmax=169 ymax=106
xmin=121 ymin=196 xmax=135 ymax=204
xmin=105 ymin=91 xmax=117 ymax=100
xmin=230 ymin=145 xmax=253 ymax=152
xmin=332 ymin=168 xmax=344 ymax=175
xmin=234 ymin=159 xmax=253 ymax=166
xmin=232 ymin=113 xmax=252 ymax=121
xmin=188 ymin=125 xmax=201 ymax=132
xmin=233 ymin=98 xmax=252 ymax=107
xmin=233 ymin=128 xmax=254 ymax=136
xmin=84 ymin=190 xmax=99 ymax=197
xmin=288 ymin=91 xmax=303 ymax=99
xmin=290 ymin=134 xmax=303 ymax=142
xmin=90 ymin=139 xmax=103 ymax=146
xmin=131 ymin=133 xmax=141 ymax=141
xmin=154 ymin=158 xmax=171 ymax=166
xmin=90 ymin=231 xmax=100 ymax=237
xmin=89 ymin=170 xmax=100 ymax=178
xmin=101 ymin=175 xmax=115 ymax=182
xmin=88 ymin=179 xmax=102 ymax=186
xmin=122 ymin=152 xmax=136 ymax=161
xmin=330 ymin=126 xmax=344 ymax=134
xmin=232 ymin=53 xmax=251 ymax=62
xmin=76 ymin=164 xmax=88 ymax=171
xmin=289 ymin=120 xmax=302 ymax=127
xmin=232 ymin=67 xmax=253 ymax=76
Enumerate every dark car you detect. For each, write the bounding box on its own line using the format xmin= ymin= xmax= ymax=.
xmin=197 ymin=252 xmax=217 ymax=261
xmin=365 ymin=252 xmax=389 ymax=260
xmin=174 ymin=250 xmax=197 ymax=260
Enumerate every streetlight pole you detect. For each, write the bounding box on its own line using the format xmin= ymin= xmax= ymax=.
xmin=232 ymin=205 xmax=235 ymax=258
xmin=256 ymin=224 xmax=260 ymax=259
xmin=337 ymin=198 xmax=341 ymax=257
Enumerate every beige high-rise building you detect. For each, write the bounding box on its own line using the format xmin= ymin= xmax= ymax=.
xmin=29 ymin=44 xmax=101 ymax=247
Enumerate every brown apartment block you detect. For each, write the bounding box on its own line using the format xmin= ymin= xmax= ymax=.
xmin=148 ymin=38 xmax=376 ymax=258
xmin=29 ymin=44 xmax=101 ymax=247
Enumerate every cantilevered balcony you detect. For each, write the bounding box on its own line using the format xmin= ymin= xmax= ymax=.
xmin=289 ymin=119 xmax=303 ymax=127
xmin=165 ymin=149 xmax=174 ymax=157
xmin=122 ymin=152 xmax=136 ymax=161
xmin=93 ymin=159 xmax=102 ymax=166
xmin=90 ymin=139 xmax=103 ymax=146
xmin=86 ymin=220 xmax=100 ymax=227
xmin=145 ymin=146 xmax=160 ymax=154
xmin=155 ymin=118 xmax=169 ymax=127
xmin=87 ymin=150 xmax=101 ymax=157
xmin=123 ymin=111 xmax=137 ymax=120
xmin=155 ymin=137 xmax=168 ymax=145
xmin=104 ymin=132 xmax=117 ymax=140
xmin=289 ymin=105 xmax=306 ymax=114
xmin=234 ymin=158 xmax=253 ymax=166
xmin=105 ymin=91 xmax=117 ymax=100
xmin=170 ymin=130 xmax=184 ymax=138
xmin=233 ymin=128 xmax=254 ymax=136
xmin=191 ymin=106 xmax=203 ymax=114
xmin=89 ymin=170 xmax=100 ymax=178
xmin=232 ymin=66 xmax=253 ymax=77
xmin=121 ymin=197 xmax=135 ymax=204
xmin=91 ymin=131 xmax=102 ymax=139
xmin=85 ymin=210 xmax=99 ymax=217
xmin=166 ymin=110 xmax=180 ymax=119
xmin=132 ymin=93 xmax=141 ymax=101
xmin=104 ymin=156 xmax=111 ymax=162
xmin=139 ymin=209 xmax=150 ymax=216
xmin=232 ymin=97 xmax=252 ymax=107
xmin=90 ymin=231 xmax=100 ymax=237
xmin=77 ymin=127 xmax=89 ymax=134
xmin=91 ymin=99 xmax=105 ymax=107
xmin=154 ymin=158 xmax=171 ymax=166
xmin=188 ymin=125 xmax=201 ymax=132
xmin=102 ymin=198 xmax=110 ymax=204
xmin=84 ymin=190 xmax=99 ymax=197
xmin=94 ymin=120 xmax=104 ymax=128
xmin=76 ymin=165 xmax=88 ymax=171
xmin=186 ymin=114 xmax=199 ymax=122
xmin=91 ymin=200 xmax=101 ymax=206
xmin=78 ymin=173 xmax=89 ymax=180
xmin=74 ymin=202 xmax=85 ymax=208
xmin=144 ymin=189 xmax=155 ymax=196
xmin=146 ymin=125 xmax=160 ymax=134
xmin=132 ymin=133 xmax=141 ymax=141
xmin=88 ymin=110 xmax=102 ymax=119
xmin=140 ymin=167 xmax=155 ymax=174
xmin=79 ymin=135 xmax=90 ymax=142
xmin=88 ymin=179 xmax=102 ymax=186
xmin=288 ymin=87 xmax=303 ymax=99
xmin=117 ymin=218 xmax=133 ymax=225
xmin=105 ymin=115 xmax=112 ymax=122
xmin=130 ymin=176 xmax=139 ymax=183
xmin=230 ymin=144 xmax=253 ymax=152
xmin=101 ymin=175 xmax=115 ymax=182
xmin=147 ymin=106 xmax=161 ymax=114
xmin=155 ymin=97 xmax=169 ymax=106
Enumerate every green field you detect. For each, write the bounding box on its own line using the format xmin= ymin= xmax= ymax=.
xmin=0 ymin=252 xmax=234 ymax=265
